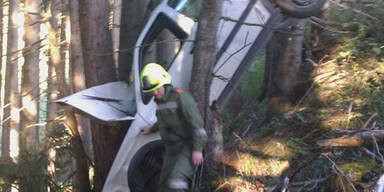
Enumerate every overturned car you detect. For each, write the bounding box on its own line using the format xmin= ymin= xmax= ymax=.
xmin=58 ymin=0 xmax=326 ymax=191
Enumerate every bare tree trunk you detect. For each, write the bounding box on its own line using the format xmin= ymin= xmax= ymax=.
xmin=47 ymin=1 xmax=91 ymax=191
xmin=118 ymin=0 xmax=148 ymax=82
xmin=0 ymin=0 xmax=3 ymax=127
xmin=46 ymin=51 xmax=58 ymax=192
xmin=45 ymin=4 xmax=60 ymax=191
xmin=2 ymin=1 xmax=21 ymax=191
xmin=78 ymin=0 xmax=122 ymax=190
xmin=68 ymin=1 xmax=93 ymax=191
xmin=264 ymin=19 xmax=307 ymax=113
xmin=2 ymin=0 xmax=21 ymax=160
xmin=69 ymin=0 xmax=92 ymax=161
xmin=118 ymin=0 xmax=149 ymax=81
xmin=190 ymin=0 xmax=223 ymax=171
xmin=20 ymin=0 xmax=40 ymax=152
xmin=191 ymin=0 xmax=221 ymax=118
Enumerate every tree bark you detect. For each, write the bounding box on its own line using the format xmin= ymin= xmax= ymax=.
xmin=118 ymin=0 xmax=149 ymax=82
xmin=264 ymin=19 xmax=307 ymax=113
xmin=20 ymin=0 xmax=41 ymax=152
xmin=2 ymin=0 xmax=21 ymax=160
xmin=69 ymin=0 xmax=91 ymax=155
xmin=191 ymin=0 xmax=221 ymax=117
xmin=2 ymin=1 xmax=21 ymax=191
xmin=78 ymin=0 xmax=122 ymax=190
xmin=190 ymin=0 xmax=223 ymax=172
xmin=0 ymin=0 xmax=3 ymax=127
xmin=46 ymin=1 xmax=92 ymax=191
xmin=68 ymin=1 xmax=93 ymax=191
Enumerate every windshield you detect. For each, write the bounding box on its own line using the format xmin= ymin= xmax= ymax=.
xmin=167 ymin=0 xmax=201 ymax=19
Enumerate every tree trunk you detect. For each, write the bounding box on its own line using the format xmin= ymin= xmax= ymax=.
xmin=46 ymin=50 xmax=58 ymax=192
xmin=264 ymin=19 xmax=307 ymax=113
xmin=47 ymin=1 xmax=91 ymax=191
xmin=118 ymin=0 xmax=149 ymax=82
xmin=78 ymin=0 xmax=122 ymax=190
xmin=0 ymin=0 xmax=3 ymax=128
xmin=68 ymin=1 xmax=93 ymax=191
xmin=20 ymin=0 xmax=40 ymax=152
xmin=190 ymin=0 xmax=223 ymax=174
xmin=191 ymin=0 xmax=221 ymax=117
xmin=69 ymin=0 xmax=92 ymax=159
xmin=2 ymin=0 xmax=21 ymax=160
xmin=2 ymin=1 xmax=21 ymax=191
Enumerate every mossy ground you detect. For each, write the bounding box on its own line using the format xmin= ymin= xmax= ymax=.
xmin=212 ymin=3 xmax=384 ymax=190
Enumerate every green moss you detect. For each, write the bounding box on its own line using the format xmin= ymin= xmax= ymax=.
xmin=339 ymin=160 xmax=375 ymax=181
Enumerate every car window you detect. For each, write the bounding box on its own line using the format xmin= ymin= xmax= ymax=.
xmin=139 ymin=13 xmax=188 ymax=104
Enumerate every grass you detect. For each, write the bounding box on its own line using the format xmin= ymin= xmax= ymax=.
xmin=213 ymin=3 xmax=384 ymax=190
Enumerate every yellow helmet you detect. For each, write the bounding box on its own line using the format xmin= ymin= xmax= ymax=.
xmin=140 ymin=63 xmax=172 ymax=92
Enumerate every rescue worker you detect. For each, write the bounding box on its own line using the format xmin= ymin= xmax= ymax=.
xmin=139 ymin=63 xmax=207 ymax=192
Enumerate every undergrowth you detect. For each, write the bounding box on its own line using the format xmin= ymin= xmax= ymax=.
xmin=215 ymin=1 xmax=384 ymax=191
xmin=0 ymin=123 xmax=74 ymax=192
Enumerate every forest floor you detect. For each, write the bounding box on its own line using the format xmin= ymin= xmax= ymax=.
xmin=212 ymin=39 xmax=384 ymax=192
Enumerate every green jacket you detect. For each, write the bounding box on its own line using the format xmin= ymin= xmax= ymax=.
xmin=150 ymin=85 xmax=207 ymax=152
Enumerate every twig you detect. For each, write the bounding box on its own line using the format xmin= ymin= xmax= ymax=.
xmin=308 ymin=19 xmax=350 ymax=34
xmin=361 ymin=113 xmax=378 ymax=130
xmin=267 ymin=177 xmax=290 ymax=192
xmin=290 ymin=57 xmax=329 ymax=114
xmin=371 ymin=134 xmax=384 ymax=167
xmin=333 ymin=128 xmax=360 ymax=134
xmin=213 ymin=42 xmax=252 ymax=74
xmin=215 ymin=181 xmax=230 ymax=192
xmin=241 ymin=113 xmax=259 ymax=138
xmin=329 ymin=0 xmax=378 ymax=21
xmin=266 ymin=186 xmax=276 ymax=192
xmin=291 ymin=79 xmax=316 ymax=113
xmin=360 ymin=147 xmax=381 ymax=162
xmin=346 ymin=102 xmax=353 ymax=129
xmin=291 ymin=177 xmax=327 ymax=186
xmin=232 ymin=132 xmax=243 ymax=142
xmin=325 ymin=155 xmax=358 ymax=192
xmin=281 ymin=177 xmax=290 ymax=192
xmin=291 ymin=177 xmax=327 ymax=192
xmin=370 ymin=121 xmax=377 ymax=130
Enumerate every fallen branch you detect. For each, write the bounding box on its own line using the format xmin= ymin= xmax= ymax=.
xmin=317 ymin=114 xmax=381 ymax=147
xmin=291 ymin=177 xmax=327 ymax=192
xmin=317 ymin=129 xmax=384 ymax=147
xmin=317 ymin=135 xmax=365 ymax=147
